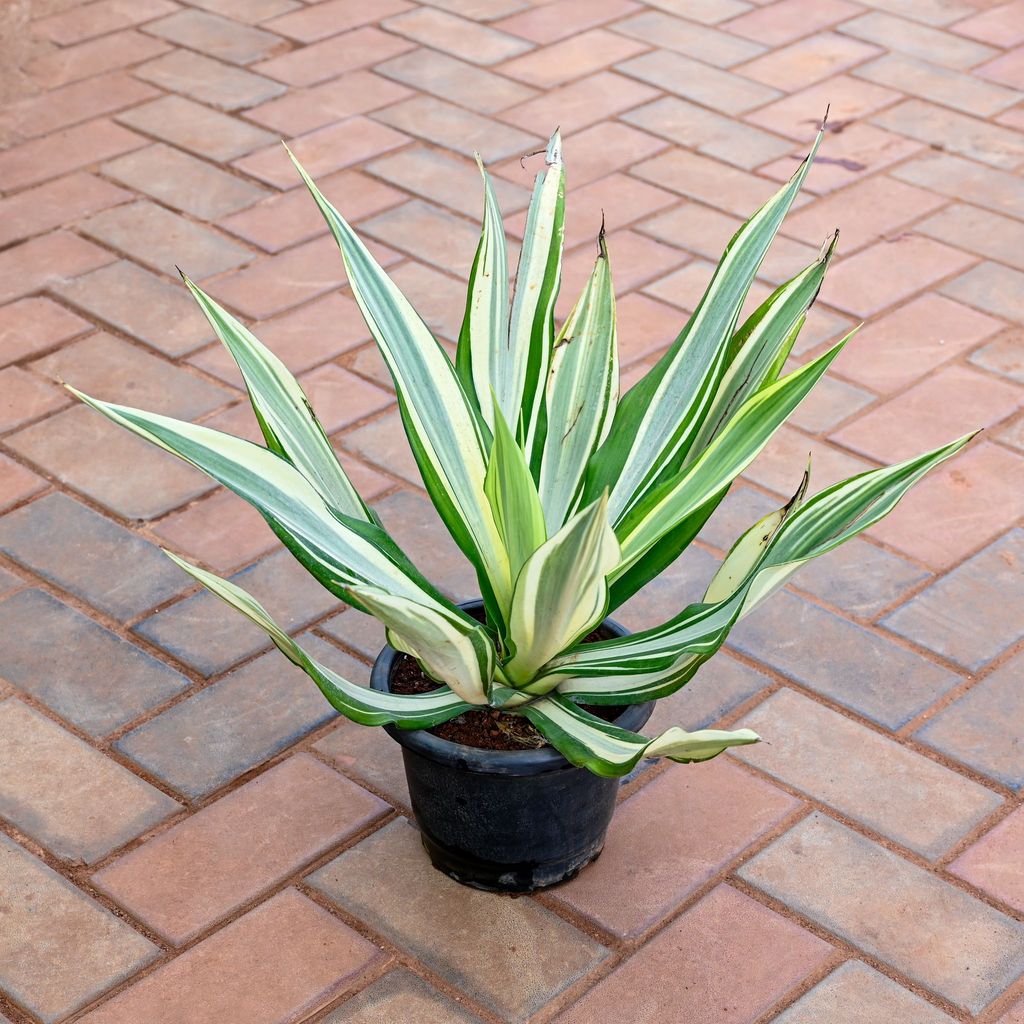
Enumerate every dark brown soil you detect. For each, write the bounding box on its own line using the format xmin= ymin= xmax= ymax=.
xmin=390 ymin=624 xmax=627 ymax=751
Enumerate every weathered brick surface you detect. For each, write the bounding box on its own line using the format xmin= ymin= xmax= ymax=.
xmin=93 ymin=754 xmax=386 ymax=943
xmin=310 ymin=819 xmax=608 ymax=1023
xmin=116 ymin=637 xmax=346 ymax=797
xmin=0 ymin=833 xmax=158 ymax=1024
xmin=0 ymin=699 xmax=180 ymax=863
xmin=740 ymin=813 xmax=1024 ymax=1014
xmin=2 ymin=2 xmax=1024 ymax=1018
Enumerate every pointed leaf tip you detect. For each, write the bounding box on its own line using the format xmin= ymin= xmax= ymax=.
xmin=546 ymin=127 xmax=562 ymax=165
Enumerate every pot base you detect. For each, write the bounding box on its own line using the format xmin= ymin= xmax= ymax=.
xmin=418 ymin=826 xmax=604 ymax=894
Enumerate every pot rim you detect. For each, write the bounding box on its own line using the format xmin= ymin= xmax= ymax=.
xmin=369 ymin=599 xmax=655 ymax=776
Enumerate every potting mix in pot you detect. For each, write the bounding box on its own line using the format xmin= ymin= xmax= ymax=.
xmin=67 ymin=124 xmax=973 ymax=893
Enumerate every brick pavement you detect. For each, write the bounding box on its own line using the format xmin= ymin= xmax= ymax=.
xmin=0 ymin=0 xmax=1023 ymax=1021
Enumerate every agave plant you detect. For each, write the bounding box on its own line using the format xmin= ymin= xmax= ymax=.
xmin=69 ymin=128 xmax=970 ymax=778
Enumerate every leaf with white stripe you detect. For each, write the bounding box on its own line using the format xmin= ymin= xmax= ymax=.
xmin=584 ymin=128 xmax=824 ymax=525
xmin=613 ymin=333 xmax=850 ymax=581
xmin=456 ymin=156 xmax=509 ymax=431
xmin=506 ymin=129 xmax=565 ymax=470
xmin=348 ymin=584 xmax=495 ymax=705
xmin=703 ymin=464 xmax=808 ymax=603
xmin=287 ymin=148 xmax=512 ymax=624
xmin=519 ymin=693 xmax=758 ymax=777
xmin=538 ymin=228 xmax=618 ymax=532
xmin=550 ymin=435 xmax=973 ymax=705
xmin=484 ymin=402 xmax=546 ymax=590
xmin=688 ymin=235 xmax=836 ymax=460
xmin=181 ymin=273 xmax=371 ymax=521
xmin=166 ymin=553 xmax=472 ymax=728
xmin=504 ymin=492 xmax=619 ymax=688
xmin=67 ymin=387 xmax=459 ymax=619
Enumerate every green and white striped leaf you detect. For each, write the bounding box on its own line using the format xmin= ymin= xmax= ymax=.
xmin=165 ymin=553 xmax=472 ymax=728
xmin=519 ymin=693 xmax=758 ymax=777
xmin=288 ymin=148 xmax=512 ymax=623
xmin=584 ymin=129 xmax=824 ymax=526
xmin=550 ymin=434 xmax=973 ymax=705
xmin=484 ymin=402 xmax=546 ymax=590
xmin=538 ymin=230 xmax=618 ymax=532
xmin=687 ymin=235 xmax=837 ymax=460
xmin=456 ymin=156 xmax=509 ymax=431
xmin=504 ymin=492 xmax=619 ymax=688
xmin=506 ymin=129 xmax=565 ymax=469
xmin=181 ymin=273 xmax=371 ymax=521
xmin=67 ymin=387 xmax=459 ymax=618
xmin=734 ymin=431 xmax=977 ymax=618
xmin=346 ymin=584 xmax=494 ymax=705
xmin=613 ymin=333 xmax=851 ymax=580
xmin=703 ymin=465 xmax=808 ymax=603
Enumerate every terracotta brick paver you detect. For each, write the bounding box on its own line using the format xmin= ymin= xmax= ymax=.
xmin=1 ymin=3 xmax=1024 ymax=1023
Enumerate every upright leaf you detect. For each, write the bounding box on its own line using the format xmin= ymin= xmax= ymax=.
xmin=548 ymin=434 xmax=974 ymax=705
xmin=456 ymin=156 xmax=509 ymax=431
xmin=504 ymin=493 xmax=619 ymax=687
xmin=613 ymin=334 xmax=850 ymax=580
xmin=537 ymin=228 xmax=618 ymax=532
xmin=484 ymin=402 xmax=546 ymax=591
xmin=287 ymin=149 xmax=512 ymax=622
xmin=181 ymin=274 xmax=371 ymax=521
xmin=505 ymin=129 xmax=565 ymax=469
xmin=585 ymin=128 xmax=824 ymax=525
xmin=688 ymin=234 xmax=837 ymax=459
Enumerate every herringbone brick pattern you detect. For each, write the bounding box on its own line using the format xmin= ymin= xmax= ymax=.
xmin=0 ymin=0 xmax=1023 ymax=1021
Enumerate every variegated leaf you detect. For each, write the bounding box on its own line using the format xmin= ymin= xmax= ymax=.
xmin=538 ymin=228 xmax=618 ymax=532
xmin=613 ymin=334 xmax=851 ymax=581
xmin=287 ymin=148 xmax=513 ymax=624
xmin=166 ymin=553 xmax=472 ymax=728
xmin=584 ymin=128 xmax=824 ymax=526
xmin=519 ymin=693 xmax=758 ymax=777
xmin=484 ymin=402 xmax=546 ymax=590
xmin=348 ymin=584 xmax=495 ymax=705
xmin=67 ymin=387 xmax=458 ymax=618
xmin=181 ymin=273 xmax=371 ymax=521
xmin=506 ymin=129 xmax=565 ymax=470
xmin=504 ymin=492 xmax=619 ymax=687
xmin=456 ymin=156 xmax=509 ymax=432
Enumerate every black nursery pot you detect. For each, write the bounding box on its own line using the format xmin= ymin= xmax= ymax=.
xmin=370 ymin=600 xmax=654 ymax=894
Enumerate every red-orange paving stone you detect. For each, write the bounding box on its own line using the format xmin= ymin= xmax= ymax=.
xmin=218 ymin=169 xmax=403 ymax=254
xmin=831 ymin=365 xmax=1022 ymax=464
xmin=0 ymin=71 xmax=158 ymax=140
xmin=0 ymin=297 xmax=90 ymax=367
xmin=77 ymin=889 xmax=384 ymax=1024
xmin=93 ymin=754 xmax=388 ymax=944
xmin=822 ymin=235 xmax=977 ymax=317
xmin=0 ymin=172 xmax=130 ymax=249
xmin=0 ymin=452 xmax=45 ymax=511
xmin=951 ymin=805 xmax=1024 ymax=914
xmin=152 ymin=487 xmax=275 ymax=573
xmin=548 ymin=759 xmax=800 ymax=937
xmin=831 ymin=293 xmax=1001 ymax=394
xmin=0 ymin=366 xmax=68 ymax=433
xmin=496 ymin=0 xmax=640 ymax=44
xmin=0 ymin=231 xmax=116 ymax=307
xmin=233 ymin=116 xmax=409 ymax=190
xmin=723 ymin=0 xmax=862 ymax=46
xmin=0 ymin=119 xmax=145 ymax=192
xmin=555 ymin=884 xmax=832 ymax=1024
